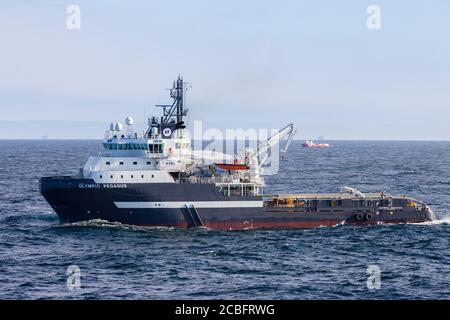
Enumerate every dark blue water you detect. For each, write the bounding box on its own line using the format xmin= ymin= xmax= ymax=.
xmin=1 ymin=140 xmax=449 ymax=299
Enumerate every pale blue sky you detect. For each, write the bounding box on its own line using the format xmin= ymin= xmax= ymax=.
xmin=0 ymin=0 xmax=449 ymax=139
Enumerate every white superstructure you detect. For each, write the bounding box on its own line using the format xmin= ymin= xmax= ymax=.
xmin=81 ymin=76 xmax=296 ymax=194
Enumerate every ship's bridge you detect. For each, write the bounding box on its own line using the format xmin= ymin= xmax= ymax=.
xmin=102 ymin=116 xmax=191 ymax=158
xmin=80 ymin=116 xmax=194 ymax=183
xmin=103 ymin=139 xmax=155 ymax=151
xmin=102 ymin=136 xmax=191 ymax=158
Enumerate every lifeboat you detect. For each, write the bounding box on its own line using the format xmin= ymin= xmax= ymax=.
xmin=215 ymin=160 xmax=249 ymax=171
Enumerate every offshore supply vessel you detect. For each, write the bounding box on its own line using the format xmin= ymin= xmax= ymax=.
xmin=40 ymin=77 xmax=435 ymax=229
xmin=302 ymin=140 xmax=332 ymax=148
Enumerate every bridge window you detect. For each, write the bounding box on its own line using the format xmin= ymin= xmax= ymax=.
xmin=120 ymin=175 xmax=123 ymax=178
xmin=105 ymin=143 xmax=150 ymax=150
xmin=119 ymin=161 xmax=124 ymax=165
xmin=149 ymin=143 xmax=163 ymax=153
xmin=110 ymin=175 xmax=113 ymax=178
xmin=141 ymin=175 xmax=144 ymax=178
xmin=133 ymin=161 xmax=138 ymax=165
xmin=106 ymin=162 xmax=110 ymax=165
xmin=131 ymin=175 xmax=134 ymax=178
xmin=147 ymin=161 xmax=151 ymax=165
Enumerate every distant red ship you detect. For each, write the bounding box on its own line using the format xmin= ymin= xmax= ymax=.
xmin=302 ymin=140 xmax=332 ymax=148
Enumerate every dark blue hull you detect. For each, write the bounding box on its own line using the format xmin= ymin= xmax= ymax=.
xmin=39 ymin=177 xmax=435 ymax=230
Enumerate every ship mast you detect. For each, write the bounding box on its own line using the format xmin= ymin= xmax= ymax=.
xmin=155 ymin=76 xmax=187 ymax=127
xmin=150 ymin=76 xmax=189 ymax=139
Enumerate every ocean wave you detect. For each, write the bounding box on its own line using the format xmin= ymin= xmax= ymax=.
xmin=0 ymin=211 xmax=58 ymax=225
xmin=381 ymin=169 xmax=417 ymax=176
xmin=413 ymin=217 xmax=450 ymax=226
xmin=331 ymin=220 xmax=347 ymax=227
xmin=197 ymin=250 xmax=217 ymax=256
xmin=58 ymin=219 xmax=176 ymax=232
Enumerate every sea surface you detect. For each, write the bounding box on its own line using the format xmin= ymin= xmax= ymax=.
xmin=0 ymin=140 xmax=449 ymax=299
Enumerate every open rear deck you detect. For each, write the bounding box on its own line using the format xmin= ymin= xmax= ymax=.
xmin=263 ymin=191 xmax=424 ymax=210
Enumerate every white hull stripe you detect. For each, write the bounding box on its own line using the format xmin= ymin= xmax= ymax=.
xmin=114 ymin=201 xmax=263 ymax=209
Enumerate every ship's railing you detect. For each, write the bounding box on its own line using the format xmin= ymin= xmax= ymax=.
xmin=175 ymin=175 xmax=260 ymax=196
xmin=263 ymin=195 xmax=426 ymax=210
xmin=215 ymin=182 xmax=259 ymax=197
xmin=181 ymin=176 xmax=245 ymax=185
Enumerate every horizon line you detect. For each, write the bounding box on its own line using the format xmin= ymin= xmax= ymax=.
xmin=1 ymin=138 xmax=450 ymax=142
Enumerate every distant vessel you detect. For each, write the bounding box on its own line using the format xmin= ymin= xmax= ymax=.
xmin=40 ymin=76 xmax=435 ymax=229
xmin=302 ymin=140 xmax=332 ymax=148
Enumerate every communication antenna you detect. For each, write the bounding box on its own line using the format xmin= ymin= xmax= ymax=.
xmin=125 ymin=116 xmax=134 ymax=134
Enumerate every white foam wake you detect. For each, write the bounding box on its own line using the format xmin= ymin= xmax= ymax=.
xmin=413 ymin=217 xmax=450 ymax=226
xmin=59 ymin=219 xmax=175 ymax=231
